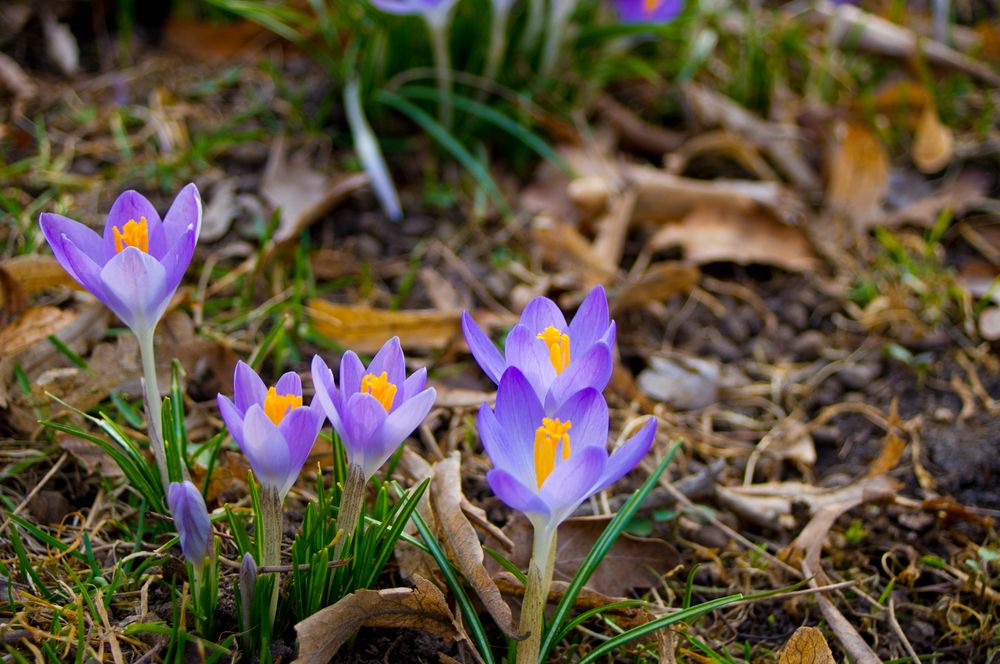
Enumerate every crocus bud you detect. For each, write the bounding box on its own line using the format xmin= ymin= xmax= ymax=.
xmin=167 ymin=481 xmax=211 ymax=567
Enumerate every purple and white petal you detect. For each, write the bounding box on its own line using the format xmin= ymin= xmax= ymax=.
xmin=615 ymin=0 xmax=683 ymax=23
xmin=234 ymin=361 xmax=267 ymax=414
xmin=567 ymin=286 xmax=610 ymax=355
xmin=402 ymin=367 xmax=427 ymax=401
xmin=367 ymin=337 xmax=405 ymax=393
xmin=157 ymin=223 xmax=199 ymax=297
xmin=519 ymin=296 xmax=567 ymax=335
xmin=217 ymin=394 xmax=247 ymax=449
xmin=494 ymin=367 xmax=545 ymax=452
xmin=341 ymin=392 xmax=389 ymax=475
xmin=368 ymin=387 xmax=436 ymax=477
xmin=103 ymin=190 xmax=164 ymax=260
xmin=276 ymin=405 xmax=324 ymax=494
xmin=477 ymin=404 xmax=535 ymax=488
xmin=274 ymin=371 xmax=302 ymax=398
xmin=546 ymin=342 xmax=613 ymax=412
xmin=339 ymin=351 xmax=366 ymax=404
xmin=241 ymin=406 xmax=292 ymax=492
xmin=539 ymin=445 xmax=607 ymax=526
xmin=311 ymin=354 xmax=342 ymax=428
xmin=54 ymin=232 xmax=115 ymax=305
xmin=39 ymin=213 xmax=106 ymax=268
xmin=553 ymin=388 xmax=609 ymax=451
xmin=99 ymin=247 xmax=170 ymax=332
xmin=504 ymin=325 xmax=555 ymax=401
xmin=486 ymin=469 xmax=550 ymax=521
xmin=161 ymin=183 xmax=202 ymax=246
xmin=461 ymin=311 xmax=505 ymax=384
xmin=595 ymin=417 xmax=656 ymax=493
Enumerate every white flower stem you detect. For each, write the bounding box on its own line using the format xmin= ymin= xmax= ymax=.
xmin=426 ymin=13 xmax=454 ymax=130
xmin=333 ymin=463 xmax=366 ymax=561
xmin=481 ymin=3 xmax=511 ymax=95
xmin=261 ymin=485 xmax=283 ymax=626
xmin=517 ymin=523 xmax=557 ymax=664
xmin=540 ymin=0 xmax=576 ymax=78
xmin=344 ymin=78 xmax=402 ymax=221
xmin=136 ymin=328 xmax=170 ymax=490
xmin=522 ymin=0 xmax=546 ymax=53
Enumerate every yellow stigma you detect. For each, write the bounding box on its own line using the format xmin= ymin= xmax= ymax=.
xmin=643 ymin=0 xmax=661 ymax=14
xmin=534 ymin=418 xmax=572 ymax=488
xmin=113 ymin=217 xmax=149 ymax=253
xmin=536 ymin=326 xmax=571 ymax=374
xmin=361 ymin=371 xmax=397 ymax=412
xmin=263 ymin=386 xmax=302 ymax=425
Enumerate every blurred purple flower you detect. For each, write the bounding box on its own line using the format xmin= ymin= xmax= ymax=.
xmin=168 ymin=480 xmax=212 ymax=566
xmin=462 ymin=286 xmax=615 ymax=412
xmin=39 ymin=185 xmax=202 ymax=338
xmin=312 ymin=337 xmax=436 ymax=481
xmin=615 ymin=0 xmax=683 ymax=23
xmin=217 ymin=362 xmax=325 ymax=498
xmin=480 ymin=367 xmax=656 ymax=532
xmin=370 ymin=0 xmax=458 ymax=20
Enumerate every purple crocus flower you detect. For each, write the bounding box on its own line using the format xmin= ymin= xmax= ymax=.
xmin=39 ymin=184 xmax=202 ymax=337
xmin=217 ymin=362 xmax=325 ymax=498
xmin=167 ymin=480 xmax=212 ymax=566
xmin=312 ymin=337 xmax=436 ymax=481
xmin=370 ymin=0 xmax=458 ymax=19
xmin=462 ymin=286 xmax=615 ymax=412
xmin=479 ymin=367 xmax=656 ymax=533
xmin=615 ymin=0 xmax=683 ymax=23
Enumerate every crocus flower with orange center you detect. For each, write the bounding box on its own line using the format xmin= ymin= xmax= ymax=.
xmin=217 ymin=362 xmax=325 ymax=498
xmin=462 ymin=286 xmax=615 ymax=412
xmin=312 ymin=337 xmax=436 ymax=481
xmin=614 ymin=0 xmax=683 ymax=22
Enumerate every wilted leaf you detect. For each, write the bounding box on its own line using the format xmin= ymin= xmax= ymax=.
xmin=826 ymin=122 xmax=888 ymax=230
xmin=532 ymin=215 xmax=616 ymax=287
xmin=649 ymin=206 xmax=818 ymax=272
xmin=0 ymin=307 xmax=75 ymax=357
xmin=912 ymin=106 xmax=954 ymax=173
xmin=431 ymin=454 xmax=520 ymax=638
xmin=0 ymin=255 xmax=80 ymax=300
xmin=294 ymin=576 xmax=461 ymax=664
xmin=745 ymin=417 xmax=816 ymax=484
xmin=637 ymin=355 xmax=721 ymax=411
xmin=612 ymin=262 xmax=699 ymax=312
xmin=778 ymin=626 xmax=835 ymax=664
xmin=503 ymin=514 xmax=680 ymax=597
xmin=306 ymin=299 xmax=460 ymax=353
xmin=164 ymin=17 xmax=273 ymax=61
xmin=59 ymin=435 xmax=124 ymax=478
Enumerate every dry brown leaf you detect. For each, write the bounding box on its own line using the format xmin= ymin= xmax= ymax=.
xmin=826 ymin=122 xmax=888 ymax=230
xmin=163 ymin=17 xmax=274 ymax=61
xmin=595 ymin=94 xmax=685 ymax=155
xmin=871 ymin=80 xmax=933 ymax=126
xmin=59 ymin=435 xmax=124 ymax=479
xmin=502 ymin=514 xmax=680 ymax=597
xmin=867 ymin=399 xmax=905 ymax=477
xmin=745 ymin=417 xmax=816 ymax=484
xmin=260 ymin=135 xmax=368 ymax=247
xmin=912 ymin=106 xmax=954 ymax=173
xmin=431 ymin=455 xmax=520 ymax=638
xmin=649 ymin=206 xmax=818 ymax=272
xmin=306 ymin=300 xmax=460 ymax=354
xmin=612 ymin=262 xmax=700 ymax=312
xmin=293 ymin=576 xmax=463 ymax=664
xmin=532 ymin=215 xmax=616 ymax=287
xmin=0 ymin=255 xmax=80 ymax=302
xmin=778 ymin=626 xmax=835 ymax=664
xmin=0 ymin=307 xmax=76 ymax=357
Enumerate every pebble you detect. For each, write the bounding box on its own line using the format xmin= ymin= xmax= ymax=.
xmin=837 ymin=361 xmax=882 ymax=390
xmin=792 ymin=330 xmax=828 ymax=360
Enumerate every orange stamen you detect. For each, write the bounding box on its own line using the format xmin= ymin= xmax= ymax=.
xmin=643 ymin=0 xmax=660 ymax=14
xmin=263 ymin=386 xmax=302 ymax=425
xmin=533 ymin=418 xmax=572 ymax=488
xmin=361 ymin=371 xmax=397 ymax=412
xmin=113 ymin=217 xmax=149 ymax=253
xmin=536 ymin=326 xmax=571 ymax=374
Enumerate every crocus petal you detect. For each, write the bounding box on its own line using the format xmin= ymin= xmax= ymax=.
xmin=276 ymin=405 xmax=324 ymax=494
xmin=494 ymin=367 xmax=545 ymax=452
xmin=311 ymin=354 xmax=343 ymax=431
xmin=461 ymin=311 xmax=505 ymax=384
xmin=540 ymin=445 xmax=607 ymax=526
xmin=341 ymin=392 xmax=389 ymax=475
xmin=486 ymin=469 xmax=550 ymax=520
xmin=553 ymin=388 xmax=609 ymax=451
xmin=616 ymin=0 xmax=683 ymax=23
xmin=39 ymin=213 xmax=105 ymax=268
xmin=600 ymin=320 xmax=617 ymax=350
xmin=504 ymin=324 xmax=555 ymax=401
xmin=339 ymin=351 xmax=366 ymax=406
xmin=477 ymin=404 xmax=535 ymax=488
xmin=595 ymin=417 xmax=656 ymax=493
xmin=568 ymin=285 xmax=609 ymax=356
xmin=103 ymin=190 xmax=164 ymax=260
xmin=519 ymin=295 xmax=568 ymax=335
xmin=217 ymin=394 xmax=247 ymax=449
xmin=368 ymin=387 xmax=436 ymax=477
xmin=367 ymin=337 xmax=406 ymax=395
xmin=547 ymin=342 xmax=613 ymax=412
xmin=157 ymin=222 xmax=198 ymax=297
xmin=168 ymin=481 xmax=211 ymax=565
xmin=234 ymin=361 xmax=267 ymax=414
xmin=402 ymin=367 xmax=427 ymax=400
xmin=274 ymin=371 xmax=303 ymax=398
xmin=99 ymin=247 xmax=170 ymax=333
xmin=161 ymin=183 xmax=202 ymax=244
xmin=241 ymin=406 xmax=292 ymax=491
xmin=53 ymin=231 xmax=116 ymax=305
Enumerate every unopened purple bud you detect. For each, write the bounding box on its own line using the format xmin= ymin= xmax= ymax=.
xmin=167 ymin=481 xmax=211 ymax=566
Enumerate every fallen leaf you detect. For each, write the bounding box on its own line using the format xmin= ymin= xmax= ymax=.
xmin=59 ymin=435 xmax=124 ymax=479
xmin=866 ymin=399 xmax=905 ymax=477
xmin=0 ymin=306 xmax=76 ymax=357
xmin=502 ymin=514 xmax=680 ymax=598
xmin=293 ymin=576 xmax=462 ymax=664
xmin=778 ymin=626 xmax=835 ymax=664
xmin=306 ymin=299 xmax=460 ymax=354
xmin=648 ymin=206 xmax=818 ymax=272
xmin=431 ymin=454 xmax=520 ymax=638
xmin=912 ymin=106 xmax=954 ymax=173
xmin=745 ymin=417 xmax=816 ymax=484
xmin=532 ymin=215 xmax=616 ymax=287
xmin=826 ymin=122 xmax=888 ymax=230
xmin=612 ymin=262 xmax=700 ymax=312
xmin=887 ymin=170 xmax=989 ymax=229
xmin=163 ymin=17 xmax=274 ymax=61
xmin=637 ymin=355 xmax=721 ymax=411
xmin=0 ymin=255 xmax=80 ymax=299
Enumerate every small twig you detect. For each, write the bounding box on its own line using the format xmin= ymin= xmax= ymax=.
xmin=888 ymin=598 xmax=921 ymax=664
xmin=0 ymin=452 xmax=68 ymax=535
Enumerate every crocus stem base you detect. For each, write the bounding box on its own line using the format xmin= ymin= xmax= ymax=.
xmin=334 ymin=463 xmax=366 ymax=561
xmin=261 ymin=486 xmax=283 ymax=626
xmin=517 ymin=523 xmax=557 ymax=664
xmin=541 ymin=0 xmax=578 ymax=77
xmin=137 ymin=328 xmax=170 ymax=491
xmin=479 ymin=3 xmax=510 ymax=98
xmin=426 ymin=14 xmax=453 ymax=130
